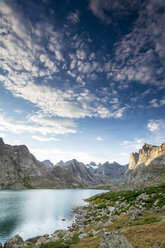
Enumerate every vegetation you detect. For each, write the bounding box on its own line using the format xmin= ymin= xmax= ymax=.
xmin=26 ymin=183 xmax=165 ymax=248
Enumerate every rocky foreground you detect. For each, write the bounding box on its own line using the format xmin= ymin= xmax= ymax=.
xmin=1 ymin=183 xmax=165 ymax=248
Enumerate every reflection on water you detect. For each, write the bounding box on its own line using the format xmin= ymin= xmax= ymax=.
xmin=0 ymin=189 xmax=107 ymax=245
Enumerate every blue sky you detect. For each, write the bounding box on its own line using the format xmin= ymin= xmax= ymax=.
xmin=0 ymin=0 xmax=165 ymax=164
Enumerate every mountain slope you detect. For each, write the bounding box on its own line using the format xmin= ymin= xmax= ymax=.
xmin=42 ymin=160 xmax=55 ymax=170
xmin=60 ymin=159 xmax=95 ymax=185
xmin=51 ymin=166 xmax=82 ymax=187
xmin=86 ymin=161 xmax=127 ymax=182
xmin=129 ymin=142 xmax=165 ymax=169
xmin=0 ymin=138 xmax=60 ymax=189
xmin=122 ymin=142 xmax=165 ymax=188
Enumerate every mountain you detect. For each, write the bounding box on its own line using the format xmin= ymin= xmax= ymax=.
xmin=42 ymin=160 xmax=55 ymax=170
xmin=51 ymin=166 xmax=82 ymax=187
xmin=0 ymin=138 xmax=60 ymax=189
xmin=86 ymin=161 xmax=127 ymax=182
xmin=129 ymin=142 xmax=165 ymax=169
xmin=58 ymin=159 xmax=95 ymax=185
xmin=122 ymin=142 xmax=165 ymax=188
xmin=55 ymin=160 xmax=65 ymax=166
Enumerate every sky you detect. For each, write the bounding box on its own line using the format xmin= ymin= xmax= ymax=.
xmin=0 ymin=0 xmax=165 ymax=165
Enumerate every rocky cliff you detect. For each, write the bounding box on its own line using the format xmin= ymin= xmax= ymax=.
xmin=0 ymin=138 xmax=61 ymax=189
xmin=42 ymin=160 xmax=55 ymax=170
xmin=59 ymin=159 xmax=96 ymax=185
xmin=129 ymin=142 xmax=165 ymax=169
xmin=86 ymin=161 xmax=127 ymax=183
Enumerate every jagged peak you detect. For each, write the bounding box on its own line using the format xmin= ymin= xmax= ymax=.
xmin=0 ymin=137 xmax=5 ymax=145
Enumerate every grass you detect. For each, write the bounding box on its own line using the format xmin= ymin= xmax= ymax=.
xmin=88 ymin=183 xmax=165 ymax=211
xmin=38 ymin=234 xmax=80 ymax=248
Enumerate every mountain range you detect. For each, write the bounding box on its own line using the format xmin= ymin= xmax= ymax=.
xmin=0 ymin=137 xmax=165 ymax=189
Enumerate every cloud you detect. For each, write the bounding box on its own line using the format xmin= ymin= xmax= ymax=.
xmin=97 ymin=136 xmax=103 ymax=141
xmin=32 ymin=136 xmax=60 ymax=142
xmin=67 ymin=10 xmax=80 ymax=24
xmin=88 ymin=0 xmax=142 ymax=24
xmin=147 ymin=120 xmax=162 ymax=132
xmin=0 ymin=1 xmax=127 ymax=120
xmin=123 ymin=138 xmax=145 ymax=150
xmin=150 ymin=98 xmax=165 ymax=108
xmin=14 ymin=109 xmax=23 ymax=114
xmin=0 ymin=112 xmax=76 ymax=135
xmin=111 ymin=0 xmax=165 ymax=88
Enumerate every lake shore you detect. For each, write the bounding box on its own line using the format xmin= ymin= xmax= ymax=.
xmin=2 ymin=183 xmax=165 ymax=247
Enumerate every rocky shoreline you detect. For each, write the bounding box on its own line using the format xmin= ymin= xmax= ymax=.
xmin=1 ymin=183 xmax=165 ymax=248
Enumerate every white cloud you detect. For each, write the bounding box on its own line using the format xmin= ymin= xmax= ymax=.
xmin=14 ymin=109 xmax=23 ymax=114
xmin=67 ymin=11 xmax=80 ymax=24
xmin=88 ymin=0 xmax=140 ymax=24
xmin=32 ymin=136 xmax=60 ymax=142
xmin=0 ymin=0 xmax=128 ymax=121
xmin=150 ymin=98 xmax=165 ymax=108
xmin=97 ymin=136 xmax=103 ymax=141
xmin=76 ymin=50 xmax=86 ymax=60
xmin=111 ymin=0 xmax=165 ymax=88
xmin=0 ymin=112 xmax=76 ymax=135
xmin=147 ymin=120 xmax=161 ymax=132
xmin=123 ymin=138 xmax=145 ymax=150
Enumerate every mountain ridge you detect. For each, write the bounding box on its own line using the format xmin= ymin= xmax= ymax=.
xmin=129 ymin=142 xmax=165 ymax=169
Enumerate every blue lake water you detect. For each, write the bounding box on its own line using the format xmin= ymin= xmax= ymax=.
xmin=0 ymin=189 xmax=107 ymax=245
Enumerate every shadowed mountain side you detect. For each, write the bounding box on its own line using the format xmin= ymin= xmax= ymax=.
xmin=86 ymin=161 xmax=127 ymax=182
xmin=42 ymin=160 xmax=55 ymax=170
xmin=0 ymin=138 xmax=60 ymax=189
xmin=58 ymin=159 xmax=96 ymax=185
xmin=51 ymin=166 xmax=83 ymax=187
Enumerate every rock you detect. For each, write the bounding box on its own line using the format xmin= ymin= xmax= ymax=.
xmin=25 ymin=236 xmax=42 ymax=245
xmin=128 ymin=142 xmax=165 ymax=169
xmin=63 ymin=231 xmax=76 ymax=241
xmin=78 ymin=233 xmax=88 ymax=239
xmin=0 ymin=243 xmax=2 ymax=248
xmin=88 ymin=229 xmax=96 ymax=236
xmin=95 ymin=229 xmax=109 ymax=236
xmin=4 ymin=235 xmax=24 ymax=248
xmin=158 ymin=216 xmax=165 ymax=221
xmin=102 ymin=220 xmax=113 ymax=226
xmin=136 ymin=193 xmax=149 ymax=201
xmin=162 ymin=205 xmax=165 ymax=211
xmin=130 ymin=210 xmax=142 ymax=220
xmin=99 ymin=232 xmax=134 ymax=248
xmin=108 ymin=206 xmax=115 ymax=212
xmin=51 ymin=230 xmax=68 ymax=241
xmin=154 ymin=199 xmax=159 ymax=206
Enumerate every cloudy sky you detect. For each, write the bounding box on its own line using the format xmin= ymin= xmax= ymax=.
xmin=0 ymin=0 xmax=165 ymax=165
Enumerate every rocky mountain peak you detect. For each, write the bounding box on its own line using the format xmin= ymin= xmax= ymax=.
xmin=0 ymin=138 xmax=5 ymax=146
xmin=43 ymin=160 xmax=55 ymax=170
xmin=129 ymin=142 xmax=165 ymax=169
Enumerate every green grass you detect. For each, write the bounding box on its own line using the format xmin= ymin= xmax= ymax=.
xmin=88 ymin=183 xmax=165 ymax=211
xmin=40 ymin=240 xmax=69 ymax=248
xmin=39 ymin=234 xmax=80 ymax=248
xmin=134 ymin=217 xmax=159 ymax=226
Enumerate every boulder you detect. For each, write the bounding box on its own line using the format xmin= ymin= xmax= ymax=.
xmin=25 ymin=235 xmax=42 ymax=245
xmin=4 ymin=235 xmax=24 ymax=248
xmin=130 ymin=210 xmax=142 ymax=220
xmin=78 ymin=233 xmax=88 ymax=239
xmin=136 ymin=193 xmax=149 ymax=202
xmin=99 ymin=232 xmax=134 ymax=248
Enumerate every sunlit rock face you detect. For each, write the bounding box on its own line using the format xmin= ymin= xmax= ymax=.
xmin=129 ymin=142 xmax=165 ymax=169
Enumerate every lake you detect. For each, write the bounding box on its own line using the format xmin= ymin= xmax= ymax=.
xmin=0 ymin=189 xmax=107 ymax=245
